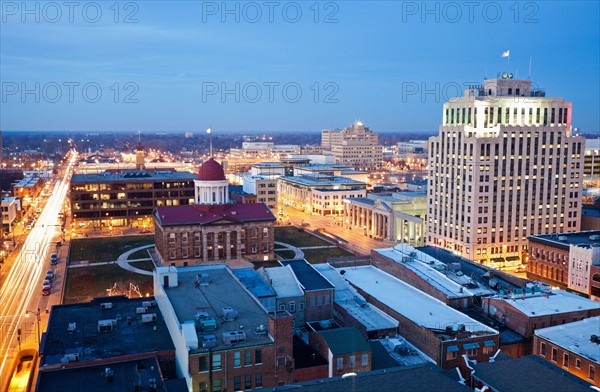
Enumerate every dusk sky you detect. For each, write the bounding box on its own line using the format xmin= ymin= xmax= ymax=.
xmin=1 ymin=1 xmax=598 ymax=134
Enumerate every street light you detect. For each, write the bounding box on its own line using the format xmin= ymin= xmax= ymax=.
xmin=26 ymin=308 xmax=42 ymax=345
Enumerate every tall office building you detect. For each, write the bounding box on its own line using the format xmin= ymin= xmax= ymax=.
xmin=427 ymin=75 xmax=584 ymax=267
xmin=321 ymin=122 xmax=383 ymax=171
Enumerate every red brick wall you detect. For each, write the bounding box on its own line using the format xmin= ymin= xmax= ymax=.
xmin=526 ymin=241 xmax=569 ymax=289
xmin=533 ymin=335 xmax=600 ymax=387
xmin=304 ymin=290 xmax=333 ymax=322
xmin=292 ymin=364 xmax=328 ymax=383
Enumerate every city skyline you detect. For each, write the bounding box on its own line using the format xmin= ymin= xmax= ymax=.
xmin=1 ymin=1 xmax=599 ymax=134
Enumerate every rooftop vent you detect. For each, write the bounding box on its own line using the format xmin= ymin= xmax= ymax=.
xmin=103 ymin=367 xmax=114 ymax=382
xmin=100 ymin=302 xmax=113 ymax=310
xmin=136 ymin=307 xmax=148 ymax=314
xmin=142 ymin=313 xmax=157 ymax=323
xmin=254 ymin=325 xmax=267 ymax=335
xmin=60 ymin=353 xmax=80 ymax=363
xmin=558 ymin=235 xmax=568 ymax=241
xmin=67 ymin=322 xmax=76 ymax=332
xmin=590 ymin=235 xmax=600 ymax=241
xmin=590 ymin=335 xmax=599 ymax=344
xmin=97 ymin=319 xmax=116 ymax=333
xmin=142 ymin=300 xmax=156 ymax=308
xmin=223 ymin=330 xmax=246 ymax=345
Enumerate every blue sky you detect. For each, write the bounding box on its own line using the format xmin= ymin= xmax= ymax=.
xmin=1 ymin=1 xmax=598 ymax=134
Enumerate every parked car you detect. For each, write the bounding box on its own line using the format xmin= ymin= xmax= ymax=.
xmin=45 ymin=272 xmax=53 ymax=281
xmin=36 ymin=208 xmax=42 ymax=213
xmin=25 ymin=225 xmax=32 ymax=230
xmin=50 ymin=253 xmax=58 ymax=265
xmin=42 ymin=285 xmax=51 ymax=296
xmin=46 ymin=269 xmax=54 ymax=279
xmin=43 ymin=279 xmax=52 ymax=287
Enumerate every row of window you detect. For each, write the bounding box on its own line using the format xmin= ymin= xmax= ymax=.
xmin=198 ymin=349 xmax=263 ymax=373
xmin=336 ymin=354 xmax=369 ymax=370
xmin=199 ymin=373 xmax=262 ymax=392
xmin=539 ymin=342 xmax=595 ymax=381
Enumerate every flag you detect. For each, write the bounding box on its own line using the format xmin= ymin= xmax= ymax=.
xmin=501 ymin=50 xmax=510 ymax=58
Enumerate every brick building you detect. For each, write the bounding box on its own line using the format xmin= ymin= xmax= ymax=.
xmin=153 ymin=265 xmax=294 ymax=392
xmin=154 ymin=158 xmax=276 ymax=267
xmin=527 ymin=231 xmax=600 ymax=300
xmin=534 ymin=316 xmax=600 ymax=387
xmin=482 ymin=288 xmax=600 ymax=355
xmin=308 ymin=328 xmax=372 ymax=377
xmin=280 ymin=259 xmax=334 ymax=323
xmin=339 ymin=265 xmax=499 ymax=370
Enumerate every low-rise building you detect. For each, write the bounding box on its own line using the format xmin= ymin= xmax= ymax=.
xmin=278 ymin=175 xmax=367 ymax=216
xmin=232 ymin=268 xmax=277 ymax=312
xmin=533 ymin=316 xmax=600 ymax=387
xmin=153 ymin=265 xmax=294 ymax=392
xmin=343 ymin=192 xmax=427 ymax=244
xmin=39 ymin=296 xmax=176 ymax=374
xmin=314 ymin=264 xmax=399 ymax=339
xmin=1 ymin=196 xmax=20 ymax=233
xmin=339 ymin=265 xmax=499 ymax=369
xmin=13 ymin=177 xmax=43 ymax=206
xmin=280 ymin=259 xmax=334 ymax=323
xmin=527 ymin=231 xmax=600 ymax=300
xmin=293 ymin=164 xmax=368 ymax=184
xmin=258 ymin=265 xmax=306 ymax=328
xmin=308 ymin=328 xmax=372 ymax=378
xmin=242 ymin=174 xmax=278 ymax=210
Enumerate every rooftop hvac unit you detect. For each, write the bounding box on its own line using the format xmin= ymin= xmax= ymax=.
xmin=142 ymin=300 xmax=156 ymax=308
xmin=202 ymin=334 xmax=217 ymax=348
xmin=195 ymin=311 xmax=210 ymax=321
xmin=142 ymin=313 xmax=157 ymax=323
xmin=100 ymin=302 xmax=113 ymax=310
xmin=98 ymin=319 xmax=116 ymax=333
xmin=136 ymin=307 xmax=148 ymax=314
xmin=318 ymin=320 xmax=333 ymax=329
xmin=591 ymin=335 xmax=599 ymax=344
xmin=458 ymin=324 xmax=466 ymax=332
xmin=254 ymin=325 xmax=267 ymax=335
xmin=558 ymin=235 xmax=568 ymax=241
xmin=199 ymin=317 xmax=217 ymax=331
xmin=223 ymin=330 xmax=246 ymax=345
xmin=67 ymin=322 xmax=77 ymax=332
xmin=354 ymin=296 xmax=367 ymax=308
xmin=104 ymin=367 xmax=114 ymax=381
xmin=60 ymin=353 xmax=80 ymax=363
xmin=222 ymin=307 xmax=238 ymax=321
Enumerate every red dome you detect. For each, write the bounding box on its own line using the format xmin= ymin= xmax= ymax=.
xmin=197 ymin=158 xmax=225 ymax=181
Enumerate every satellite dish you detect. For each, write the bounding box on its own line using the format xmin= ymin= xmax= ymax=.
xmin=502 ymin=72 xmax=508 ymax=79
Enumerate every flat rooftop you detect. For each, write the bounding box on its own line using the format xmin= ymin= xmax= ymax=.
xmin=280 ymin=259 xmax=334 ymax=291
xmin=280 ymin=175 xmax=366 ymax=187
xmin=163 ymin=265 xmax=273 ymax=353
xmin=71 ymin=170 xmax=196 ymax=184
xmin=232 ymin=268 xmax=277 ymax=298
xmin=376 ymin=245 xmax=495 ymax=297
xmin=314 ymin=264 xmax=398 ymax=332
xmin=41 ymin=296 xmax=174 ymax=366
xmin=529 ymin=230 xmax=600 ymax=250
xmin=36 ymin=356 xmax=179 ymax=392
xmin=339 ymin=266 xmax=497 ymax=335
xmin=492 ymin=289 xmax=600 ymax=317
xmin=535 ymin=316 xmax=600 ymax=362
xmin=263 ymin=266 xmax=304 ymax=298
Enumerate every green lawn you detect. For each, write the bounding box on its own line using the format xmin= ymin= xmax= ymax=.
xmin=69 ymin=235 xmax=154 ymax=263
xmin=128 ymin=248 xmax=151 ymax=260
xmin=302 ymin=247 xmax=354 ymax=264
xmin=130 ymin=259 xmax=156 ymax=272
xmin=64 ymin=264 xmax=153 ymax=304
xmin=274 ymin=226 xmax=332 ymax=248
xmin=275 ymin=250 xmax=297 ymax=260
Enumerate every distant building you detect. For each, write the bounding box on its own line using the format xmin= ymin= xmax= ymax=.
xmin=70 ymin=169 xmax=195 ymax=228
xmin=13 ymin=177 xmax=43 ymax=205
xmin=343 ymin=192 xmax=427 ymax=244
xmin=154 ymin=158 xmax=276 ymax=267
xmin=584 ymin=138 xmax=599 ymax=181
xmin=339 ymin=265 xmax=499 ymax=369
xmin=397 ymin=140 xmax=428 ymax=154
xmin=1 ymin=196 xmax=20 ymax=233
xmin=229 ymin=142 xmax=300 ymax=160
xmin=427 ymin=76 xmax=584 ymax=267
xmin=153 ymin=265 xmax=294 ymax=391
xmin=527 ymin=231 xmax=600 ymax=300
xmin=258 ymin=265 xmax=306 ymax=328
xmin=308 ymin=328 xmax=372 ymax=378
xmin=242 ymin=174 xmax=278 ymax=210
xmin=278 ymin=174 xmax=367 ymax=216
xmin=321 ymin=122 xmax=383 ymax=171
xmin=533 ymin=316 xmax=600 ymax=387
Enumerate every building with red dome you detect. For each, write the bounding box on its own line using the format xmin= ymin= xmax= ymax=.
xmin=154 ymin=158 xmax=276 ymax=267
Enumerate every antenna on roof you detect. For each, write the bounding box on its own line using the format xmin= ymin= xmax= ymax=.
xmin=528 ymin=56 xmax=532 ymax=80
xmin=207 ymin=128 xmax=213 ymax=158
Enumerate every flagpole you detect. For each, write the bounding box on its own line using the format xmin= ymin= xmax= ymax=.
xmin=528 ymin=57 xmax=532 ymax=79
xmin=207 ymin=128 xmax=213 ymax=158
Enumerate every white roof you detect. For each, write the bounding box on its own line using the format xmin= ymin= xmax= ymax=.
xmin=314 ymin=264 xmax=399 ymax=332
xmin=535 ymin=316 xmax=600 ymax=363
xmin=340 ymin=266 xmax=497 ymax=335
xmin=495 ymin=290 xmax=600 ymax=317
xmin=264 ymin=266 xmax=304 ymax=298
xmin=375 ymin=247 xmax=477 ymax=299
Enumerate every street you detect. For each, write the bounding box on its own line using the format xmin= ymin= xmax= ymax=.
xmin=0 ymin=151 xmax=77 ymax=390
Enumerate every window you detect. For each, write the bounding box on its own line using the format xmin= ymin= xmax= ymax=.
xmin=244 ymin=375 xmax=252 ymax=389
xmin=551 ymin=348 xmax=557 ymax=362
xmin=244 ymin=351 xmax=252 ymax=366
xmin=336 ymin=357 xmax=344 ymax=370
xmin=467 ymin=349 xmax=478 ymax=357
xmin=446 ymin=351 xmax=458 ymax=360
xmin=289 ymin=301 xmax=296 ymax=313
xmin=590 ymin=366 xmax=595 ymax=381
xmin=563 ymin=353 xmax=569 ymax=368
xmin=349 ymin=355 xmax=356 ymax=368
xmin=255 ymin=349 xmax=262 ymax=364
xmin=576 ymin=358 xmax=581 ymax=369
xmin=540 ymin=342 xmax=546 ymax=356
xmin=212 ymin=379 xmax=221 ymax=392
xmin=212 ymin=354 xmax=221 ymax=370
xmin=234 ymin=376 xmax=241 ymax=390
xmin=234 ymin=351 xmax=241 ymax=368
xmin=483 ymin=346 xmax=493 ymax=355
xmin=279 ymin=303 xmax=286 ymax=311
xmin=299 ymin=302 xmax=304 ymax=311
xmin=255 ymin=373 xmax=263 ymax=388
xmin=182 ymin=233 xmax=188 ymax=243
xmin=198 ymin=356 xmax=208 ymax=372
xmin=168 ymin=233 xmax=175 ymax=243
xmin=199 ymin=382 xmax=207 ymax=392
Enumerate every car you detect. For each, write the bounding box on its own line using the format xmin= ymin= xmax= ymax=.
xmin=56 ymin=241 xmax=62 ymax=247
xmin=25 ymin=225 xmax=32 ymax=230
xmin=45 ymin=272 xmax=53 ymax=281
xmin=42 ymin=285 xmax=51 ymax=296
xmin=36 ymin=208 xmax=41 ymax=213
xmin=50 ymin=253 xmax=58 ymax=265
xmin=46 ymin=269 xmax=54 ymax=279
xmin=43 ymin=279 xmax=52 ymax=287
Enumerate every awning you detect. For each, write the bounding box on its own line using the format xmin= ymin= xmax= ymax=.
xmin=506 ymin=256 xmax=520 ymax=261
xmin=463 ymin=342 xmax=481 ymax=350
xmin=484 ymin=340 xmax=495 ymax=347
xmin=447 ymin=345 xmax=459 ymax=352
